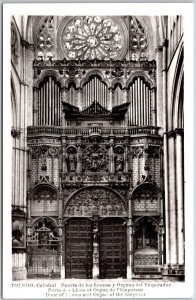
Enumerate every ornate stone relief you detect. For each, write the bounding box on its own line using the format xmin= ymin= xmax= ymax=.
xmin=31 ymin=187 xmax=57 ymax=202
xmin=28 ymin=217 xmax=59 ymax=248
xmin=64 ymin=188 xmax=127 ymax=217
xmin=82 ymin=145 xmax=109 ymax=173
xmin=114 ymin=146 xmax=125 ymax=172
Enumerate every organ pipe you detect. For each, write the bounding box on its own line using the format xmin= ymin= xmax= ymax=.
xmin=128 ymin=78 xmax=154 ymax=126
xmin=58 ymin=87 xmax=60 ymax=126
xmin=38 ymin=88 xmax=41 ymax=125
xmin=141 ymin=80 xmax=143 ymax=125
xmin=55 ymin=84 xmax=57 ymax=125
xmin=143 ymin=83 xmax=146 ymax=125
xmin=138 ymin=78 xmax=140 ymax=125
xmin=149 ymin=89 xmax=151 ymax=125
xmin=135 ymin=80 xmax=138 ymax=124
xmin=52 ymin=80 xmax=54 ymax=125
xmin=46 ymin=81 xmax=49 ymax=125
xmin=92 ymin=78 xmax=94 ymax=102
xmin=58 ymin=86 xmax=60 ymax=126
xmin=83 ymin=76 xmax=108 ymax=109
xmin=132 ymin=84 xmax=135 ymax=125
xmin=130 ymin=87 xmax=132 ymax=124
xmin=146 ymin=86 xmax=149 ymax=125
xmin=49 ymin=76 xmax=51 ymax=125
xmin=38 ymin=77 xmax=62 ymax=126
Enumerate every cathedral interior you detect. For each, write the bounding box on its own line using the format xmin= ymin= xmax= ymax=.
xmin=11 ymin=15 xmax=184 ymax=280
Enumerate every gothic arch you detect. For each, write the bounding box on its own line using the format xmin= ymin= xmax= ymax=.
xmin=65 ymin=77 xmax=79 ymax=89
xmin=126 ymin=72 xmax=154 ymax=89
xmin=64 ymin=185 xmax=127 ymax=217
xmin=111 ymin=78 xmax=124 ymax=89
xmin=11 ymin=75 xmax=17 ymax=129
xmin=131 ymin=181 xmax=162 ymax=197
xmin=130 ymin=182 xmax=163 ymax=223
xmin=29 ymin=182 xmax=59 ymax=198
xmin=133 ymin=216 xmax=159 ymax=229
xmin=170 ymin=45 xmax=184 ymax=131
xmin=80 ymin=69 xmax=108 ymax=87
xmin=34 ymin=69 xmax=63 ymax=88
xmin=31 ymin=216 xmax=58 ymax=227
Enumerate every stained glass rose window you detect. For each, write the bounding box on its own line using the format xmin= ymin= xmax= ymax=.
xmin=61 ymin=16 xmax=124 ymax=60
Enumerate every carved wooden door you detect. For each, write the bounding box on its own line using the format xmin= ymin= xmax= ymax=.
xmin=65 ymin=218 xmax=93 ymax=278
xmin=99 ymin=218 xmax=127 ymax=278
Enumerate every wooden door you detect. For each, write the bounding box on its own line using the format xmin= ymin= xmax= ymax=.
xmin=65 ymin=218 xmax=93 ymax=278
xmin=99 ymin=218 xmax=127 ymax=279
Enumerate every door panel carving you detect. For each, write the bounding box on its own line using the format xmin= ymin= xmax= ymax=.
xmin=99 ymin=218 xmax=127 ymax=279
xmin=65 ymin=218 xmax=93 ymax=278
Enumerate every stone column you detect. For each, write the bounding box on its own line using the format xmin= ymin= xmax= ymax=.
xmin=27 ymin=194 xmax=31 ymax=240
xmin=127 ymin=191 xmax=133 ymax=278
xmin=155 ymin=45 xmax=163 ymax=128
xmin=163 ymin=133 xmax=170 ymax=272
xmin=124 ymin=136 xmax=129 ymax=173
xmin=58 ymin=190 xmax=64 ymax=278
xmin=109 ymin=133 xmax=115 ymax=174
xmin=162 ymin=40 xmax=170 ymax=273
xmin=92 ymin=216 xmax=99 ymax=279
xmin=27 ymin=149 xmax=32 ymax=192
xmin=175 ymin=129 xmax=184 ymax=266
xmin=168 ymin=131 xmax=177 ymax=267
xmin=158 ymin=217 xmax=165 ymax=267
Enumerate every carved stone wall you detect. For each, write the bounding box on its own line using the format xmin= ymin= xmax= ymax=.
xmin=64 ymin=187 xmax=127 ymax=217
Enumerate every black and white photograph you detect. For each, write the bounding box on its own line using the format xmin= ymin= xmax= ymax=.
xmin=3 ymin=3 xmax=194 ymax=299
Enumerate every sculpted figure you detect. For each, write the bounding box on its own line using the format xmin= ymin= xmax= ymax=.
xmin=68 ymin=153 xmax=76 ymax=172
xmin=115 ymin=153 xmax=124 ymax=172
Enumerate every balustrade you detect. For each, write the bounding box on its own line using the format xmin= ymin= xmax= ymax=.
xmin=27 ymin=125 xmax=160 ymax=137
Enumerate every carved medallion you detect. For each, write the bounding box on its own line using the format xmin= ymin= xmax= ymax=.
xmin=82 ymin=145 xmax=109 ymax=172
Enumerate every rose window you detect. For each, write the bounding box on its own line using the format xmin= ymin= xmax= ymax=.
xmin=62 ymin=16 xmax=123 ymax=60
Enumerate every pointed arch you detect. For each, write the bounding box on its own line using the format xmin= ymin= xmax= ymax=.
xmin=29 ymin=182 xmax=59 ymax=198
xmin=11 ymin=75 xmax=17 ymax=129
xmin=170 ymin=45 xmax=184 ymax=130
xmin=34 ymin=69 xmax=63 ymax=88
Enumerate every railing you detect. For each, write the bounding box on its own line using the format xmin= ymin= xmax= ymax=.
xmin=27 ymin=125 xmax=161 ymax=137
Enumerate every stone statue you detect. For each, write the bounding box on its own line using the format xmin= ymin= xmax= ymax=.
xmin=115 ymin=153 xmax=124 ymax=172
xmin=68 ymin=153 xmax=76 ymax=172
